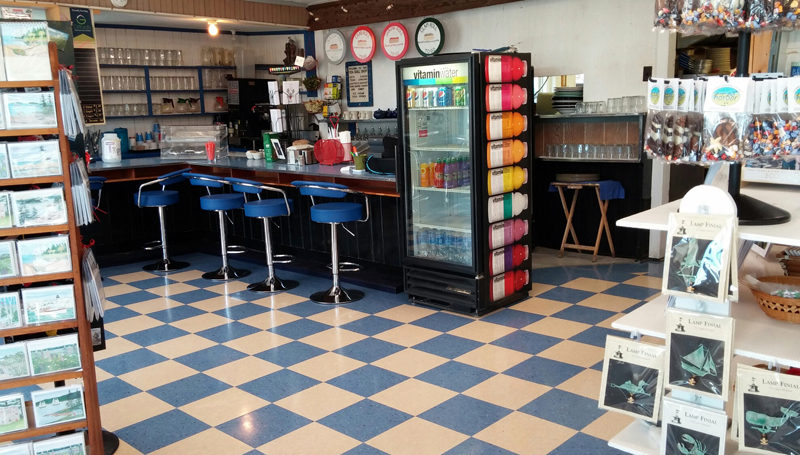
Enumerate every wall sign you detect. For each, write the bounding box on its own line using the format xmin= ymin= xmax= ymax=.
xmin=70 ymin=7 xmax=104 ymax=125
xmin=381 ymin=22 xmax=409 ymax=61
xmin=415 ymin=17 xmax=445 ymax=57
xmin=350 ymin=26 xmax=376 ymax=63
xmin=346 ymin=61 xmax=373 ymax=107
xmin=324 ymin=29 xmax=346 ymax=64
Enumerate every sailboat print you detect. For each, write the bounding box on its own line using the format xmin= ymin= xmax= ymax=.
xmin=681 ymin=344 xmax=717 ymax=385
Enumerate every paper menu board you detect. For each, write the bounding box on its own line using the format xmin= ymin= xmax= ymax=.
xmin=599 ymin=335 xmax=666 ymax=423
xmin=661 ymin=396 xmax=727 ymax=455
xmin=736 ymin=365 xmax=800 ymax=454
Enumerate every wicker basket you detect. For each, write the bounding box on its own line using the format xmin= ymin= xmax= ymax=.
xmin=749 ymin=276 xmax=800 ymax=324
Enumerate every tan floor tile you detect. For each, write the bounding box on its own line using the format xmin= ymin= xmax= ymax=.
xmin=367 ymin=417 xmax=468 ymax=455
xmin=251 ymin=292 xmax=308 ymax=310
xmin=170 ymin=313 xmax=231 ymax=333
xmin=455 ymin=344 xmax=531 ymax=373
xmin=104 ymin=301 xmax=120 ymax=310
xmin=205 ymin=356 xmax=281 ymax=386
xmin=239 ymin=310 xmax=300 ymax=330
xmin=92 ymin=336 xmax=141 ymax=361
xmin=373 ymin=324 xmax=441 ymax=347
xmin=95 ymin=367 xmax=114 ymax=382
xmin=104 ymin=283 xmax=140 ymax=297
xmin=288 ymin=352 xmax=364 ymax=382
xmin=529 ymin=282 xmax=555 ymax=296
xmin=375 ymin=304 xmax=438 ymax=323
xmin=463 ymin=374 xmax=550 ymax=410
xmin=538 ymin=340 xmax=604 ymax=368
xmin=447 ymin=321 xmax=515 ymax=343
xmin=146 ymin=283 xmax=200 ymax=298
xmin=180 ymin=388 xmax=268 ymax=426
xmin=597 ymin=312 xmax=625 ymax=330
xmin=162 ymin=269 xmax=204 ymax=282
xmin=104 ymin=315 xmax=163 ymax=337
xmin=522 ymin=317 xmax=592 ymax=339
xmin=557 ymin=367 xmax=603 ymax=400
xmin=100 ymin=392 xmax=173 ymax=431
xmin=223 ymin=331 xmax=292 ymax=355
xmin=110 ymin=271 xmax=157 ymax=283
xmin=206 ymin=281 xmax=251 ymax=295
xmin=578 ymin=294 xmax=640 ymax=313
xmin=475 ymin=412 xmax=576 ymax=455
xmin=562 ymin=277 xmax=618 ymax=293
xmin=113 ymin=440 xmax=144 ymax=455
xmin=299 ymin=328 xmax=366 ymax=351
xmin=624 ymin=275 xmax=663 ymax=290
xmin=372 ymin=348 xmax=448 ymax=377
xmin=147 ymin=334 xmax=217 ymax=359
xmin=370 ymin=378 xmax=457 ymax=416
xmin=257 ymin=422 xmax=359 ymax=455
xmin=307 ymin=307 xmax=369 ymax=326
xmin=504 ymin=297 xmax=570 ymax=316
xmin=581 ymin=410 xmax=635 ymax=441
xmin=275 ymin=383 xmax=362 ymax=421
xmin=126 ymin=297 xmax=182 ymax=315
xmin=118 ymin=360 xmax=197 ymax=390
xmin=187 ymin=295 xmax=244 ymax=313
xmin=151 ymin=428 xmax=252 ymax=455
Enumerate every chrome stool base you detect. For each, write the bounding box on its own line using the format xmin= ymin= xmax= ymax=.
xmin=143 ymin=259 xmax=190 ymax=273
xmin=310 ymin=286 xmax=364 ymax=305
xmin=248 ymin=276 xmax=298 ymax=293
xmin=202 ymin=266 xmax=251 ymax=281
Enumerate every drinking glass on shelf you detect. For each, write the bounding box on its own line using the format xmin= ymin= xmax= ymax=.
xmin=596 ymin=101 xmax=606 ymax=114
xmin=158 ymin=49 xmax=167 ymax=66
xmin=546 ymin=144 xmax=555 ymax=157
xmin=124 ymin=48 xmax=133 ymax=65
xmin=99 ymin=47 xmax=109 ymax=64
xmin=107 ymin=47 xmax=116 ymax=65
xmin=634 ymin=96 xmax=646 ymax=113
xmin=113 ymin=48 xmax=123 ymax=65
xmin=166 ymin=50 xmax=176 ymax=66
xmin=575 ymin=102 xmax=585 ymax=114
xmin=175 ymin=50 xmax=184 ymax=66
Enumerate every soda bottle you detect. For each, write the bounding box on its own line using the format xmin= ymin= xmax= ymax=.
xmin=488 ymin=244 xmax=530 ymax=276
xmin=487 ymin=166 xmax=528 ymax=196
xmin=415 ymin=228 xmax=428 ymax=258
xmin=490 ymin=270 xmax=530 ymax=301
xmin=488 ymin=219 xmax=529 ymax=250
xmin=485 ymin=84 xmax=528 ymax=112
xmin=487 ymin=139 xmax=527 ymax=168
xmin=433 ymin=159 xmax=445 ymax=188
xmin=486 ymin=112 xmax=527 ymax=140
xmin=420 ymin=162 xmax=432 ymax=187
xmin=487 ymin=192 xmax=528 ymax=223
xmin=485 ymin=55 xmax=528 ymax=83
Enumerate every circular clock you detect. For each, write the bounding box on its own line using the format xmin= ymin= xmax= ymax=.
xmin=350 ymin=26 xmax=376 ymax=63
xmin=110 ymin=0 xmax=128 ymax=7
xmin=381 ymin=22 xmax=409 ymax=61
xmin=415 ymin=18 xmax=445 ymax=56
xmin=323 ymin=30 xmax=346 ymax=65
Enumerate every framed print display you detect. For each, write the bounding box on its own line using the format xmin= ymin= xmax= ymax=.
xmin=16 ymin=235 xmax=71 ymax=276
xmin=661 ymin=396 xmax=727 ymax=455
xmin=32 ymin=433 xmax=85 ymax=455
xmin=415 ymin=17 xmax=445 ymax=56
xmin=381 ymin=22 xmax=409 ymax=61
xmin=22 ymin=284 xmax=75 ymax=325
xmin=7 ymin=140 xmax=62 ymax=178
xmin=0 ymin=192 xmax=11 ymax=228
xmin=737 ymin=365 xmax=800 ymax=454
xmin=0 ymin=291 xmax=21 ymax=328
xmin=10 ymin=188 xmax=67 ymax=227
xmin=663 ymin=212 xmax=735 ymax=304
xmin=26 ymin=333 xmax=81 ymax=375
xmin=0 ymin=144 xmax=9 ymax=179
xmin=0 ymin=442 xmax=32 ymax=455
xmin=31 ymin=386 xmax=85 ymax=427
xmin=666 ymin=308 xmax=734 ymax=401
xmin=0 ymin=240 xmax=18 ymax=278
xmin=350 ymin=26 xmax=376 ymax=63
xmin=0 ymin=21 xmax=50 ymax=81
xmin=346 ymin=61 xmax=373 ymax=107
xmin=0 ymin=342 xmax=29 ymax=380
xmin=599 ymin=336 xmax=665 ymax=423
xmin=0 ymin=393 xmax=27 ymax=435
xmin=2 ymin=92 xmax=57 ymax=130
xmin=324 ymin=29 xmax=346 ymax=65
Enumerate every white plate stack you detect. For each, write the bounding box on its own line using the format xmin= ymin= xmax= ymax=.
xmin=551 ymin=85 xmax=583 ymax=115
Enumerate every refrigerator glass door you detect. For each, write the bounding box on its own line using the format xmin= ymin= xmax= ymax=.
xmin=401 ymin=61 xmax=473 ymax=268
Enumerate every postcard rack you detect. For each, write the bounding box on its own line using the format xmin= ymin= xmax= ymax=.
xmin=0 ymin=42 xmax=103 ymax=452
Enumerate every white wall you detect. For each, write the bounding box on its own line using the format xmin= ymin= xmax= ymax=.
xmin=315 ymin=0 xmax=668 ymax=110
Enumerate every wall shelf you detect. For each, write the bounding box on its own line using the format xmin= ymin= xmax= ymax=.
xmin=0 ymin=224 xmax=69 ymax=237
xmin=0 ymin=128 xmax=59 ymax=137
xmin=0 ymin=176 xmax=64 ymax=187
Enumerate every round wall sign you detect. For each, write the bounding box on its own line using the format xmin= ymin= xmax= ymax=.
xmin=381 ymin=22 xmax=409 ymax=61
xmin=350 ymin=26 xmax=376 ymax=63
xmin=415 ymin=18 xmax=444 ymax=56
xmin=324 ymin=30 xmax=346 ymax=64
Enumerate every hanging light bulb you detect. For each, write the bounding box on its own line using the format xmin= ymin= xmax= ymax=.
xmin=207 ymin=21 xmax=219 ymax=37
xmin=340 ymin=5 xmax=348 ymax=12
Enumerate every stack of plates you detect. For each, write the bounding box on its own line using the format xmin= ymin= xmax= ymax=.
xmin=552 ymin=85 xmax=583 ymax=115
xmin=709 ymin=48 xmax=732 ymax=74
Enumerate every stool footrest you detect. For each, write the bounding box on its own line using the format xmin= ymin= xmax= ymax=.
xmin=203 ymin=266 xmax=251 ymax=281
xmin=248 ymin=276 xmax=298 ymax=293
xmin=272 ymin=254 xmax=294 ymax=264
xmin=143 ymin=240 xmax=162 ymax=251
xmin=326 ymin=262 xmax=361 ymax=273
xmin=226 ymin=245 xmax=247 ymax=255
xmin=310 ymin=286 xmax=364 ymax=305
xmin=143 ymin=259 xmax=190 ymax=273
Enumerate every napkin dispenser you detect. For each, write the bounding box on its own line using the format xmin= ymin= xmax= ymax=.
xmin=286 ymin=145 xmax=316 ymax=165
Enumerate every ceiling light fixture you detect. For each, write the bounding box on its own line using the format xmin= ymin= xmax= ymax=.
xmin=207 ymin=21 xmax=219 ymax=37
xmin=340 ymin=6 xmax=348 ymax=13
xmin=386 ymin=3 xmax=394 ymax=10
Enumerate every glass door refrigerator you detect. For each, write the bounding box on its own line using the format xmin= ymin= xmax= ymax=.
xmin=396 ymin=52 xmax=533 ymax=315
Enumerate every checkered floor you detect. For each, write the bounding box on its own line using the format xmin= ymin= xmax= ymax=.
xmin=84 ymin=253 xmax=664 ymax=454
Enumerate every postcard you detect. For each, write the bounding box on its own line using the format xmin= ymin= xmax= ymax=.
xmin=31 ymin=385 xmax=85 ymax=427
xmin=666 ymin=308 xmax=734 ymax=401
xmin=0 ymin=342 xmax=28 ymax=380
xmin=32 ymin=433 xmax=85 ymax=455
xmin=10 ymin=188 xmax=67 ymax=227
xmin=7 ymin=140 xmax=62 ymax=178
xmin=2 ymin=92 xmax=57 ymax=130
xmin=0 ymin=442 xmax=32 ymax=455
xmin=22 ymin=285 xmax=75 ymax=325
xmin=663 ymin=213 xmax=735 ymax=304
xmin=0 ymin=393 xmax=27 ymax=435
xmin=26 ymin=333 xmax=81 ymax=375
xmin=661 ymin=396 xmax=727 ymax=455
xmin=599 ymin=335 xmax=666 ymax=423
xmin=0 ymin=21 xmax=51 ymax=82
xmin=0 ymin=192 xmax=11 ymax=229
xmin=0 ymin=145 xmax=9 ymax=179
xmin=0 ymin=291 xmax=20 ymax=328
xmin=16 ymin=235 xmax=71 ymax=276
xmin=737 ymin=364 xmax=800 ymax=454
xmin=0 ymin=240 xmax=18 ymax=278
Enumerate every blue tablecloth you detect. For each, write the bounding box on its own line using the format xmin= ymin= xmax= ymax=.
xmin=549 ymin=180 xmax=625 ymax=201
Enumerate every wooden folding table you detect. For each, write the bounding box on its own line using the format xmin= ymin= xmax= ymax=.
xmin=551 ymin=181 xmax=623 ymax=262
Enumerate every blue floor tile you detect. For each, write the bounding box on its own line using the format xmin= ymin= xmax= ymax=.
xmin=550 ymin=432 xmax=627 ymax=455
xmin=123 ymin=325 xmax=190 ymax=347
xmin=149 ymin=373 xmax=230 ymax=407
xmin=102 ymin=307 xmax=140 ymax=324
xmin=569 ymin=326 xmax=627 ymax=348
xmin=420 ymin=395 xmax=511 ymax=435
xmin=196 ymin=321 xmax=260 ymax=343
xmin=127 ymin=276 xmax=177 ymax=290
xmin=590 ymin=360 xmax=604 ymax=371
xmin=254 ymin=341 xmax=325 ymax=367
xmin=530 ymin=267 xmax=576 ymax=286
xmin=175 ymin=345 xmax=247 ymax=371
xmin=116 ymin=409 xmax=209 ymax=453
xmin=238 ymin=369 xmax=319 ymax=402
xmin=97 ymin=377 xmax=141 ymax=405
xmin=537 ymin=287 xmax=595 ymax=304
xmin=267 ymin=318 xmax=331 ymax=339
xmin=345 ymin=298 xmax=404 ymax=315
xmin=333 ymin=338 xmax=405 ymax=364
xmin=413 ymin=334 xmax=483 ymax=359
xmin=551 ymin=305 xmax=616 ymax=325
xmin=106 ymin=290 xmax=160 ymax=306
xmin=148 ymin=305 xmax=206 ymax=323
xmin=491 ymin=331 xmax=562 ymax=355
xmin=280 ymin=301 xmax=332 ymax=317
xmin=341 ymin=316 xmax=403 ymax=336
xmin=343 ymin=444 xmax=390 ymax=455
xmin=503 ymin=357 xmax=584 ymax=387
xmin=213 ymin=302 xmax=270 ymax=320
xmin=623 ymin=300 xmax=648 ymax=313
xmin=182 ymin=278 xmax=218 ymax=289
xmin=169 ymin=288 xmax=222 ymax=304
xmin=217 ymin=405 xmax=310 ymax=447
xmin=328 ymin=365 xmax=407 ymax=397
xmin=603 ymin=283 xmax=660 ymax=301
xmin=444 ymin=438 xmax=516 ymax=455
xmin=480 ymin=309 xmax=544 ymax=329
xmin=95 ymin=348 xmax=167 ymax=376
xmin=410 ymin=312 xmax=472 ymax=332
xmin=416 ymin=361 xmax=495 ymax=392
xmin=519 ymin=389 xmax=605 ymax=430
xmin=320 ymin=399 xmax=410 ymax=442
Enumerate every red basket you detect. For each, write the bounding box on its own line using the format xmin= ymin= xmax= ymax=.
xmin=313 ymin=140 xmax=345 ymax=165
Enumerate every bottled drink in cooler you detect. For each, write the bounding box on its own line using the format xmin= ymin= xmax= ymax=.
xmin=420 ymin=162 xmax=432 ymax=187
xmin=453 ymin=86 xmax=466 ymax=106
xmin=487 ymin=140 xmax=527 ymax=168
xmin=485 ymin=55 xmax=528 ymax=83
xmin=487 ymin=192 xmax=528 ymax=223
xmin=490 ymin=270 xmax=529 ymax=302
xmin=488 ymin=219 xmax=529 ymax=249
xmin=415 ymin=228 xmax=429 ymax=258
xmin=486 ymin=112 xmax=527 ymax=140
xmin=488 ymin=244 xmax=530 ymax=276
xmin=433 ymin=159 xmax=445 ymax=188
xmin=487 ymin=166 xmax=528 ymax=195
xmin=485 ymin=84 xmax=527 ymax=112
xmin=444 ymin=158 xmax=456 ymax=189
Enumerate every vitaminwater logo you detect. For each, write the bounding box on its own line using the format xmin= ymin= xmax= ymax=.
xmin=664 ymin=87 xmax=676 ymax=105
xmin=650 ymin=86 xmax=661 ymax=105
xmin=677 ymin=87 xmax=686 ymax=106
xmin=711 ymin=86 xmax=740 ymax=107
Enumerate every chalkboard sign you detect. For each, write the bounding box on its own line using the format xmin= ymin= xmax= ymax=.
xmin=345 ymin=61 xmax=372 ymax=107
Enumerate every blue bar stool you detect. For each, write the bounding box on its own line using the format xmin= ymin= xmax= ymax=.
xmin=292 ymin=181 xmax=369 ymax=304
xmin=134 ymin=168 xmax=191 ymax=272
xmin=89 ymin=176 xmax=107 ymax=210
xmin=184 ymin=172 xmax=250 ymax=281
xmin=226 ymin=177 xmax=298 ymax=293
